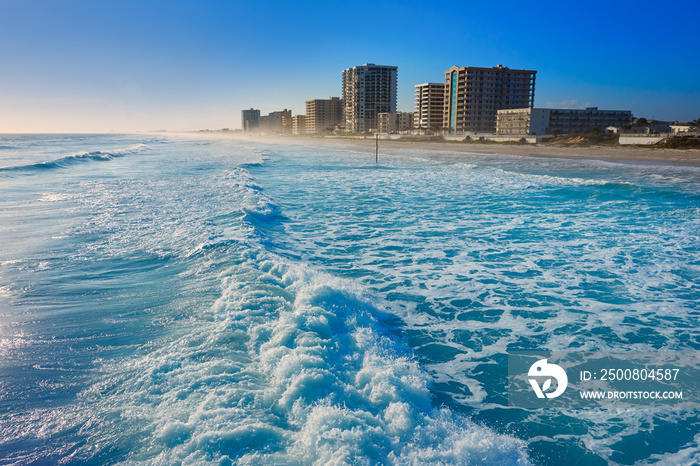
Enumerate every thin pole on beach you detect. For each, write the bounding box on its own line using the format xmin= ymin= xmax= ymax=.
xmin=375 ymin=133 xmax=378 ymax=164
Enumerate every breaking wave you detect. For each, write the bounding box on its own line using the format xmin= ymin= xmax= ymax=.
xmin=0 ymin=143 xmax=150 ymax=174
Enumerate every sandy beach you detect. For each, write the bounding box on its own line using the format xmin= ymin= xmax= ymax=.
xmin=217 ymin=133 xmax=700 ymax=165
xmin=306 ymin=137 xmax=700 ymax=165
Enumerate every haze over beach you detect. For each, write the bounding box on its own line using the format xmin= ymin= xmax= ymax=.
xmin=1 ymin=2 xmax=700 ymax=466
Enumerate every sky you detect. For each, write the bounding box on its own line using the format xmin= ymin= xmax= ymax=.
xmin=1 ymin=0 xmax=698 ymax=133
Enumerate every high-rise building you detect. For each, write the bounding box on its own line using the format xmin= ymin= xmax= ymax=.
xmin=305 ymin=97 xmax=344 ymax=134
xmin=342 ymin=64 xmax=398 ymax=133
xmin=444 ymin=65 xmax=536 ymax=133
xmin=414 ymin=83 xmax=445 ymax=131
xmin=241 ymin=108 xmax=261 ymax=132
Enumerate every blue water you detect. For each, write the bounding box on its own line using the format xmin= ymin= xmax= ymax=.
xmin=0 ymin=134 xmax=698 ymax=465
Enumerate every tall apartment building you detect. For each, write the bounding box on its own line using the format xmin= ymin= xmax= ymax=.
xmin=414 ymin=83 xmax=445 ymax=131
xmin=342 ymin=64 xmax=398 ymax=133
xmin=305 ymin=97 xmax=344 ymax=134
xmin=241 ymin=108 xmax=261 ymax=132
xmin=292 ymin=115 xmax=306 ymax=135
xmin=444 ymin=65 xmax=536 ymax=133
xmin=496 ymin=107 xmax=633 ymax=135
xmin=377 ymin=112 xmax=414 ymax=133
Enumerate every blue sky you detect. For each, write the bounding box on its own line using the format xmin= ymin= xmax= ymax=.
xmin=1 ymin=0 xmax=698 ymax=132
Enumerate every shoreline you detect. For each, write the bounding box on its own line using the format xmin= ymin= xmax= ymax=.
xmin=198 ymin=132 xmax=700 ymax=165
xmin=297 ymin=136 xmax=700 ymax=165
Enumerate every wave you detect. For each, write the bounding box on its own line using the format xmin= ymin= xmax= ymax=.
xmin=0 ymin=161 xmax=531 ymax=464
xmin=0 ymin=143 xmax=151 ymax=174
xmin=133 ymin=164 xmax=531 ymax=463
xmin=61 ymin=252 xmax=532 ymax=465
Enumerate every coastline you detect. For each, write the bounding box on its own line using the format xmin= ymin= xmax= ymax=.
xmin=301 ymin=137 xmax=700 ymax=165
xmin=204 ymin=132 xmax=700 ymax=165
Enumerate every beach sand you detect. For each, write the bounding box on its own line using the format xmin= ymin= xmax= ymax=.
xmin=310 ymin=137 xmax=700 ymax=165
xmin=199 ymin=132 xmax=700 ymax=165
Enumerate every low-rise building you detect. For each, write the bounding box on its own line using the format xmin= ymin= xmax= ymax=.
xmin=670 ymin=123 xmax=695 ymax=134
xmin=377 ymin=112 xmax=414 ymax=133
xmin=496 ymin=107 xmax=632 ymax=135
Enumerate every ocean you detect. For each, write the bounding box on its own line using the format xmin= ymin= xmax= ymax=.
xmin=0 ymin=133 xmax=698 ymax=465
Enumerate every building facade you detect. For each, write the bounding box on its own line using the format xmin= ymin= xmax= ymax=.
xmin=268 ymin=109 xmax=292 ymax=134
xmin=342 ymin=64 xmax=398 ymax=133
xmin=292 ymin=115 xmax=306 ymax=135
xmin=258 ymin=115 xmax=270 ymax=133
xmin=305 ymin=97 xmax=344 ymax=134
xmin=444 ymin=65 xmax=536 ymax=133
xmin=414 ymin=83 xmax=445 ymax=131
xmin=241 ymin=108 xmax=261 ymax=133
xmin=377 ymin=112 xmax=414 ymax=133
xmin=496 ymin=107 xmax=633 ymax=135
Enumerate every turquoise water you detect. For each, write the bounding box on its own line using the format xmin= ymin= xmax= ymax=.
xmin=0 ymin=134 xmax=698 ymax=464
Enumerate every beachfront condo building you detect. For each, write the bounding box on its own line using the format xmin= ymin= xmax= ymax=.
xmin=269 ymin=109 xmax=292 ymax=134
xmin=496 ymin=107 xmax=633 ymax=135
xmin=414 ymin=83 xmax=445 ymax=131
xmin=292 ymin=115 xmax=306 ymax=135
xmin=259 ymin=115 xmax=270 ymax=133
xmin=444 ymin=65 xmax=536 ymax=133
xmin=256 ymin=109 xmax=292 ymax=134
xmin=377 ymin=112 xmax=414 ymax=133
xmin=241 ymin=108 xmax=261 ymax=133
xmin=305 ymin=97 xmax=344 ymax=134
xmin=342 ymin=64 xmax=398 ymax=133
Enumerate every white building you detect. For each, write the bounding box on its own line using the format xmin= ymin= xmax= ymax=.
xmin=670 ymin=123 xmax=694 ymax=134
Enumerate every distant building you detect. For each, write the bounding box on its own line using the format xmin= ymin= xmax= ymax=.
xmin=268 ymin=109 xmax=292 ymax=134
xmin=259 ymin=115 xmax=270 ymax=133
xmin=670 ymin=123 xmax=694 ymax=134
xmin=626 ymin=123 xmax=672 ymax=134
xmin=281 ymin=116 xmax=293 ymax=135
xmin=414 ymin=83 xmax=445 ymax=131
xmin=305 ymin=97 xmax=344 ymax=134
xmin=377 ymin=112 xmax=414 ymax=133
xmin=342 ymin=63 xmax=398 ymax=133
xmin=241 ymin=108 xmax=261 ymax=132
xmin=496 ymin=107 xmax=633 ymax=135
xmin=292 ymin=115 xmax=307 ymax=135
xmin=444 ymin=65 xmax=536 ymax=133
